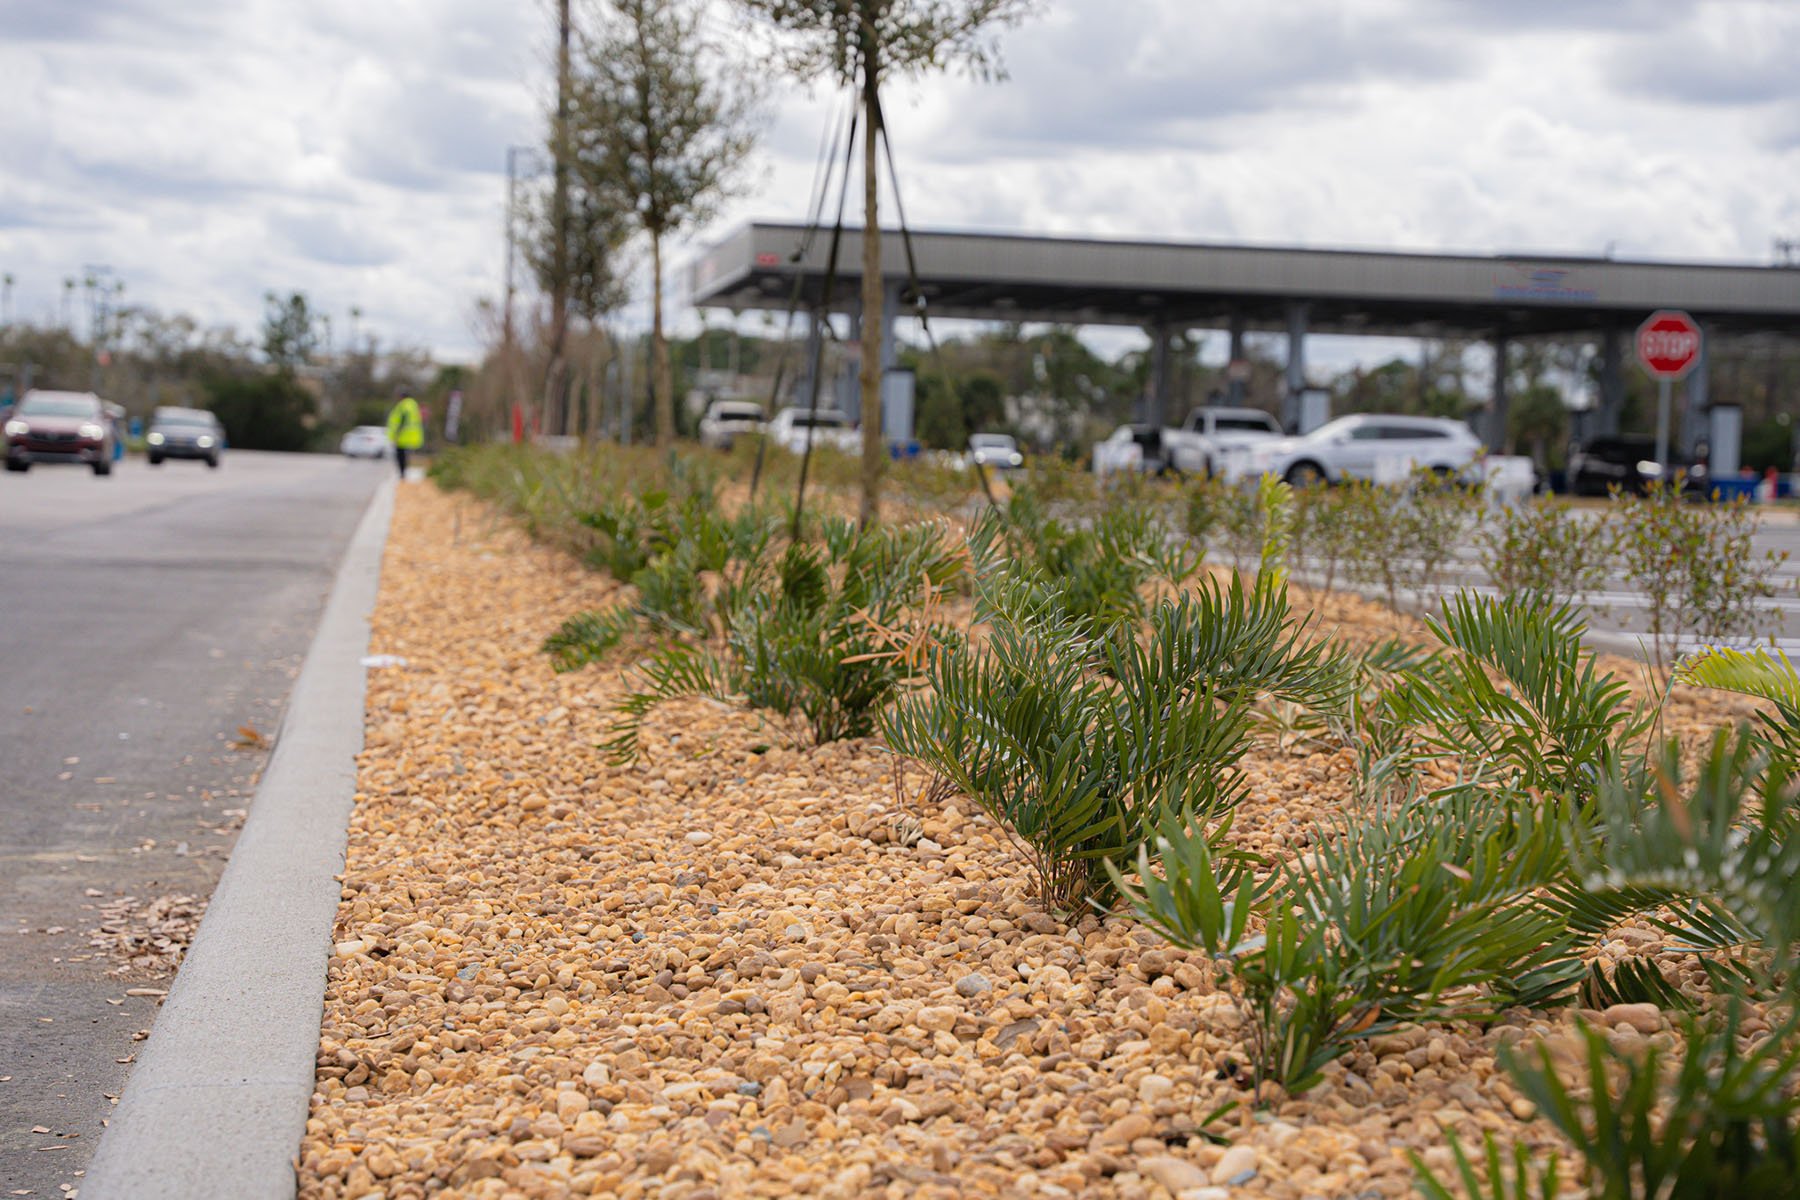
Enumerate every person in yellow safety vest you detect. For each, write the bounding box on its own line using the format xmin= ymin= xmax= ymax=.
xmin=386 ymin=388 xmax=424 ymax=479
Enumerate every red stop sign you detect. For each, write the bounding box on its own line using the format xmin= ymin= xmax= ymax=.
xmin=1636 ymin=310 xmax=1702 ymax=379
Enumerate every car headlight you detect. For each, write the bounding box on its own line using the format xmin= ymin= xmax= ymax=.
xmin=3 ymin=419 xmax=26 ymax=437
xmin=147 ymin=432 xmax=165 ymax=445
xmin=1637 ymin=460 xmax=1663 ymax=478
xmin=196 ymin=435 xmax=214 ymax=448
xmin=80 ymin=423 xmax=106 ymax=440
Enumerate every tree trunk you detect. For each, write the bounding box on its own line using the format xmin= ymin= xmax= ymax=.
xmin=652 ymin=230 xmax=674 ymax=447
xmin=857 ymin=35 xmax=885 ymax=527
xmin=548 ymin=0 xmax=573 ymax=435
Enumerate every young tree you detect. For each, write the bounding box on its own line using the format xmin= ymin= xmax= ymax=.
xmin=261 ymin=291 xmax=319 ymax=372
xmin=569 ymin=0 xmax=758 ymax=447
xmin=734 ymin=0 xmax=1037 ymax=523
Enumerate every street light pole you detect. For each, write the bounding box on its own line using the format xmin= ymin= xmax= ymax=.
xmin=504 ymin=145 xmax=523 ymax=357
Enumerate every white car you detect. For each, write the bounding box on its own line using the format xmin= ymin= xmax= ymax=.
xmin=767 ymin=407 xmax=859 ymax=456
xmin=1161 ymin=406 xmax=1284 ymax=475
xmin=340 ymin=426 xmax=390 ymax=459
xmin=697 ymin=400 xmax=766 ymax=451
xmin=1228 ymin=414 xmax=1483 ymax=486
xmin=968 ymin=432 xmax=1022 ymax=470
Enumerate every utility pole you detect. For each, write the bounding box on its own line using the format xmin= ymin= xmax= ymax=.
xmin=547 ymin=0 xmax=573 ymax=437
xmin=82 ymin=265 xmax=115 ymax=395
xmin=1777 ymin=238 xmax=1800 ymax=267
xmin=1 ymin=273 xmax=13 ymax=327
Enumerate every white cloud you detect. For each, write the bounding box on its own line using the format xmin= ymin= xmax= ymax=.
xmin=0 ymin=0 xmax=1793 ymax=364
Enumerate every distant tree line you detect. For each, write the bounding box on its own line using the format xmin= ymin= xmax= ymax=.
xmin=0 ymin=289 xmax=454 ymax=452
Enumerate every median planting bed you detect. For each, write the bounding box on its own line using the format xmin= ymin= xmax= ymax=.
xmin=297 ymin=448 xmax=1792 ymax=1200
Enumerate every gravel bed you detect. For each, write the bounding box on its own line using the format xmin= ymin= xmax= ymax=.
xmin=297 ymin=483 xmax=1744 ymax=1200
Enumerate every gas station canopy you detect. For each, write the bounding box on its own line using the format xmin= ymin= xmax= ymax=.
xmin=689 ymin=222 xmax=1800 ymax=340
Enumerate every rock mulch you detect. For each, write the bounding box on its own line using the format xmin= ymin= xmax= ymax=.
xmin=297 ymin=482 xmax=1736 ymax=1200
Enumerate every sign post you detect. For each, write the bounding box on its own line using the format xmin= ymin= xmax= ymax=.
xmin=1635 ymin=310 xmax=1703 ymax=479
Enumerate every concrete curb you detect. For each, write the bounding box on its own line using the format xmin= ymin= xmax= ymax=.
xmin=82 ymin=478 xmax=396 ymax=1200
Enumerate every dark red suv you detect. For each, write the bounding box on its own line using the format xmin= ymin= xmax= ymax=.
xmin=4 ymin=390 xmax=117 ymax=475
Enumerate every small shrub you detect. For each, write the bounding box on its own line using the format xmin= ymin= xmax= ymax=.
xmin=1611 ymin=484 xmax=1786 ymax=669
xmin=1682 ymin=493 xmax=1787 ymax=647
xmin=1286 ymin=482 xmax=1357 ymax=595
xmin=605 ymin=517 xmax=965 ymax=759
xmin=1402 ymin=471 xmax=1484 ymax=612
xmin=1338 ymin=480 xmax=1408 ymax=613
xmin=1478 ymin=496 xmax=1615 ymax=612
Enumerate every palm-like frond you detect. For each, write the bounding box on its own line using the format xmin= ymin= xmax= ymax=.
xmin=1387 ymin=591 xmax=1647 ymax=795
xmin=1677 ymin=645 xmax=1800 ymax=768
xmin=1560 ymin=730 xmax=1800 ymax=982
xmin=1411 ymin=1130 xmax=1563 ymax=1200
xmin=543 ymin=602 xmax=641 ymax=672
xmin=1578 ymin=957 xmax=1697 ymax=1012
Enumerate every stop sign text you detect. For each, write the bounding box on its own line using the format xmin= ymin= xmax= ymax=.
xmin=1636 ymin=310 xmax=1703 ymax=379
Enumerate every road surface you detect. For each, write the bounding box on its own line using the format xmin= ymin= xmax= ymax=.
xmin=0 ymin=452 xmax=385 ymax=1195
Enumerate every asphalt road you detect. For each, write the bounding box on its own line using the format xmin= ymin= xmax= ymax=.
xmin=0 ymin=451 xmax=385 ymax=1196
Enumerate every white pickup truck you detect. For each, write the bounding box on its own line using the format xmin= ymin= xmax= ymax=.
xmin=1093 ymin=406 xmax=1284 ymax=477
xmin=1161 ymin=406 xmax=1284 ymax=475
xmin=767 ymin=407 xmax=860 ymax=456
xmin=697 ymin=400 xmax=766 ymax=451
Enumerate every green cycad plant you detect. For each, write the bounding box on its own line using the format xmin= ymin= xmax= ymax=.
xmin=1123 ymin=779 xmax=1580 ymax=1096
xmin=982 ymin=483 xmax=1198 ymax=639
xmin=1505 ymin=1003 xmax=1800 ymax=1200
xmin=888 ymin=481 xmax=1341 ymax=915
xmin=544 ymin=494 xmax=781 ymax=671
xmin=1676 ymin=645 xmax=1800 ymax=771
xmin=885 ymin=569 xmax=1250 ymax=915
xmin=1412 ymin=1131 xmax=1563 ymax=1200
xmin=1383 ymin=593 xmax=1649 ymax=797
xmin=603 ymin=516 xmax=965 ymax=760
xmin=1554 ymin=729 xmax=1800 ymax=996
xmin=1419 ymin=1003 xmax=1800 ymax=1200
xmin=1121 ymin=593 xmax=1670 ymax=1097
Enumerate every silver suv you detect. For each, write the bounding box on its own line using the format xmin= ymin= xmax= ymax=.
xmin=1233 ymin=414 xmax=1483 ymax=486
xmin=147 ymin=407 xmax=225 ymax=468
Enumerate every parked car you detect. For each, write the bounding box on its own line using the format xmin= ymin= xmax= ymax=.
xmin=340 ymin=426 xmax=390 ymax=459
xmin=1094 ymin=424 xmax=1180 ymax=476
xmin=766 ymin=407 xmax=858 ymax=455
xmin=1161 ymin=406 xmax=1284 ymax=475
xmin=1567 ymin=434 xmax=1702 ymax=496
xmin=146 ymin=406 xmax=225 ymax=467
xmin=697 ymin=400 xmax=767 ymax=451
xmin=4 ymin=389 xmax=117 ymax=475
xmin=968 ymin=432 xmax=1023 ymax=470
xmin=1228 ymin=413 xmax=1483 ymax=486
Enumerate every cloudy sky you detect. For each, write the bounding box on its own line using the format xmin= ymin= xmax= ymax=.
xmin=2 ymin=0 xmax=1795 ymax=367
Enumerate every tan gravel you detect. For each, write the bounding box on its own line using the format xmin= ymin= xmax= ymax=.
xmin=297 ymin=482 xmax=1742 ymax=1200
